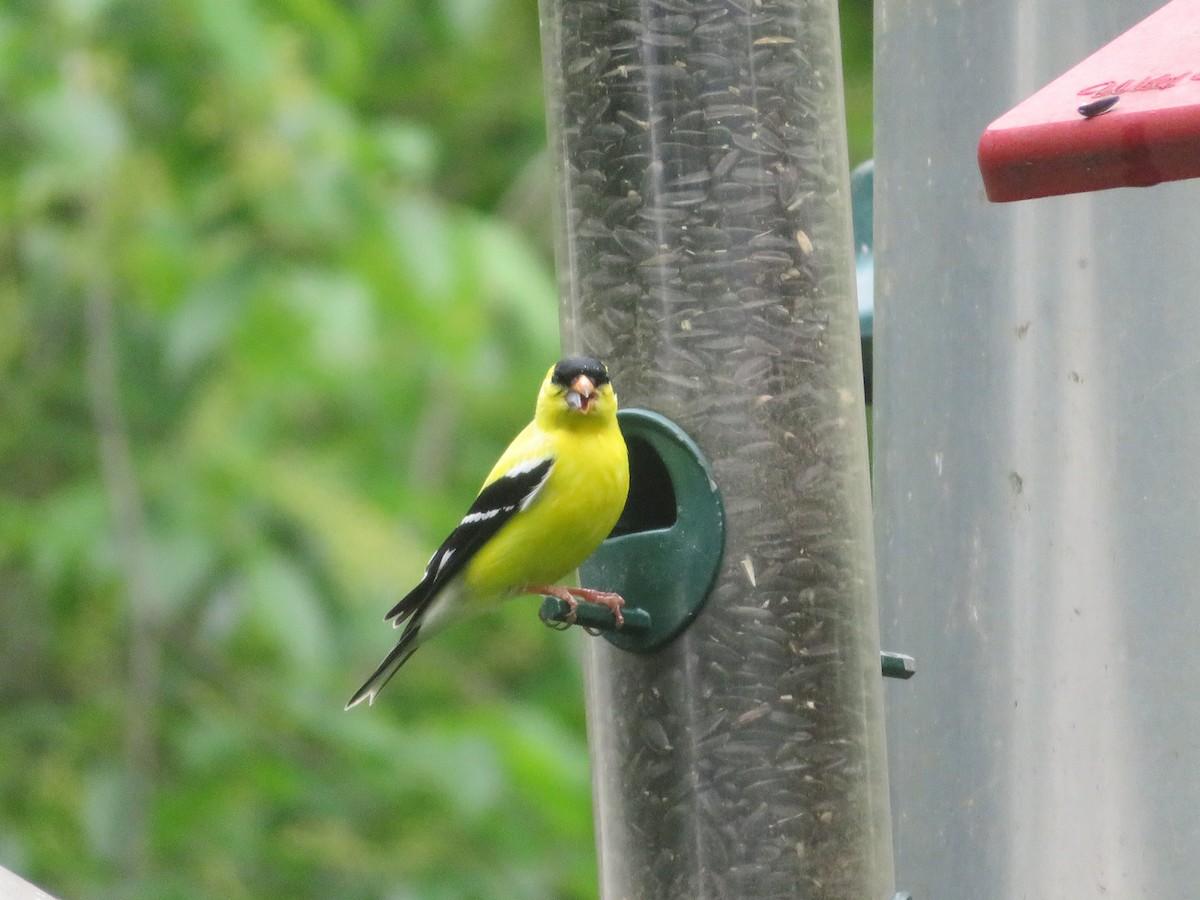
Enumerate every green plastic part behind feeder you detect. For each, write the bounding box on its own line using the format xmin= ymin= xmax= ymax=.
xmin=579 ymin=408 xmax=726 ymax=652
xmin=851 ymin=159 xmax=874 ymax=404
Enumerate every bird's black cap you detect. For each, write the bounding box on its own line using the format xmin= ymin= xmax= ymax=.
xmin=551 ymin=356 xmax=610 ymax=387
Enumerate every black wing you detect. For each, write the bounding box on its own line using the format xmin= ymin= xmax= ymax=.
xmin=384 ymin=456 xmax=554 ymax=625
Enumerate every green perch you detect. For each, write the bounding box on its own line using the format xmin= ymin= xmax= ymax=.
xmin=541 ymin=595 xmax=916 ymax=681
xmin=538 ymin=595 xmax=652 ymax=636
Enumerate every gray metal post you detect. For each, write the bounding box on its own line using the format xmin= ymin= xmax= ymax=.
xmin=540 ymin=1 xmax=894 ymax=897
xmin=875 ymin=2 xmax=1200 ymax=896
xmin=0 ymin=865 xmax=57 ymax=900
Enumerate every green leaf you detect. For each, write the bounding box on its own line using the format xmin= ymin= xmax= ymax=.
xmin=282 ymin=268 xmax=378 ymax=372
xmin=373 ymin=120 xmax=440 ymax=182
xmin=469 ymin=215 xmax=559 ymax=354
xmin=244 ymin=553 xmax=331 ymax=672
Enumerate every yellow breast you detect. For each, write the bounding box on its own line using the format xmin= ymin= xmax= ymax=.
xmin=464 ymin=421 xmax=629 ymax=598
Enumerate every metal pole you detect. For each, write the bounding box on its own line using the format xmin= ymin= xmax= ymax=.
xmin=0 ymin=865 xmax=57 ymax=900
xmin=540 ymin=1 xmax=894 ymax=896
xmin=875 ymin=1 xmax=1200 ymax=896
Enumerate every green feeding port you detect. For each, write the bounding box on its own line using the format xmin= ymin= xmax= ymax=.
xmin=610 ymin=434 xmax=678 ymax=537
xmin=578 ymin=408 xmax=725 ymax=653
xmin=542 ymin=406 xmax=913 ymax=678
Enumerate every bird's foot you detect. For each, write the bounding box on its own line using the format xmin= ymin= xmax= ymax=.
xmin=528 ymin=584 xmax=580 ymax=624
xmin=528 ymin=584 xmax=626 ymax=629
xmin=564 ymin=587 xmax=625 ymax=628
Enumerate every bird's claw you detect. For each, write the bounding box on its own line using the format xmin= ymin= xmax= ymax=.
xmin=561 ymin=595 xmax=579 ymax=624
xmin=531 ymin=584 xmax=626 ymax=631
xmin=568 ymin=587 xmax=626 ymax=628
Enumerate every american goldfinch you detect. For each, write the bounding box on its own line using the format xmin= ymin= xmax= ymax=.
xmin=346 ymin=356 xmax=630 ymax=709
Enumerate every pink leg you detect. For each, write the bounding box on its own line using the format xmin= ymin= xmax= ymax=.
xmin=525 ymin=584 xmax=626 ymax=628
xmin=527 ymin=584 xmax=580 ymax=622
xmin=566 ymin=586 xmax=626 ymax=628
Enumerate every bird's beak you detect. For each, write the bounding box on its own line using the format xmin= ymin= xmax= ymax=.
xmin=566 ymin=374 xmax=596 ymax=413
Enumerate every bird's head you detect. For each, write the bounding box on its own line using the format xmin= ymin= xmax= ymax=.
xmin=538 ymin=356 xmax=618 ymax=428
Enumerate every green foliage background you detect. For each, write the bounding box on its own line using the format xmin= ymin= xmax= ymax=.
xmin=0 ymin=1 xmax=872 ymax=897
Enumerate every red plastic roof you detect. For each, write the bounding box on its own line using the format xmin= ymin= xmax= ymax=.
xmin=978 ymin=0 xmax=1200 ymax=202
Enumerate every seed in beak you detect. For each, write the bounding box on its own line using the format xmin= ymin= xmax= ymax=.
xmin=567 ymin=374 xmax=596 ymax=412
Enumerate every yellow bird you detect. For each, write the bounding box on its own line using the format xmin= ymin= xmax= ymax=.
xmin=346 ymin=357 xmax=630 ymax=709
